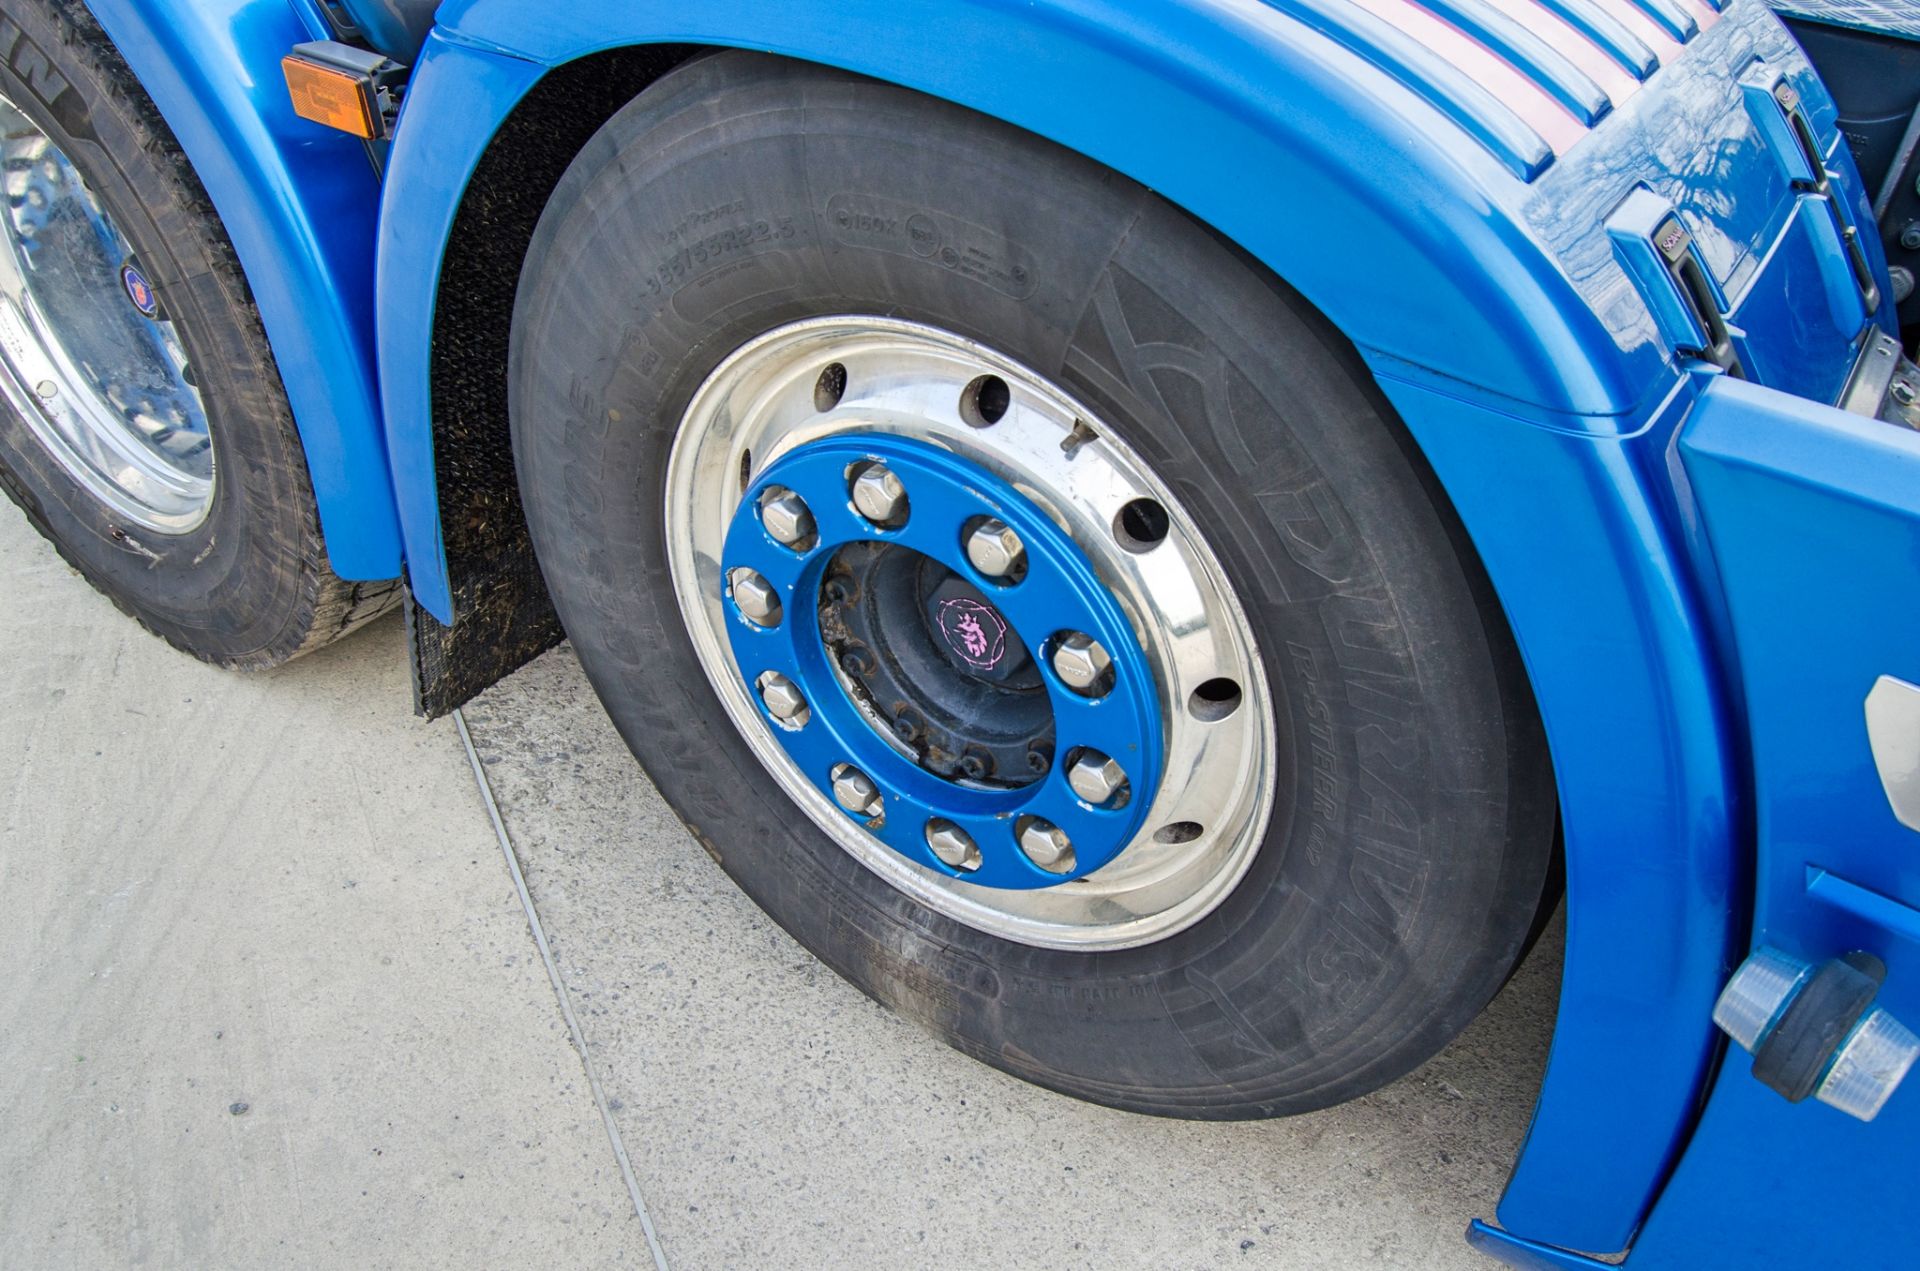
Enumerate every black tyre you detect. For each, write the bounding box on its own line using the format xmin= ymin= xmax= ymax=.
xmin=0 ymin=1 xmax=394 ymax=668
xmin=510 ymin=52 xmax=1555 ymax=1117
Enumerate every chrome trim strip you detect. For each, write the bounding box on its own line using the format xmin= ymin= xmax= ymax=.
xmin=1866 ymin=675 xmax=1920 ymax=833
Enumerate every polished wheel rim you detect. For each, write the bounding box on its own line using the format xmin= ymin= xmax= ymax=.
xmin=0 ymin=93 xmax=212 ymax=533
xmin=666 ymin=317 xmax=1274 ymax=950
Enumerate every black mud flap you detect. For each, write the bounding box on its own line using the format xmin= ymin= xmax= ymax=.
xmin=405 ymin=573 xmax=561 ymax=720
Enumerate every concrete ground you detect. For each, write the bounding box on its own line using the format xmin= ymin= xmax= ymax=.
xmin=0 ymin=500 xmax=1563 ymax=1269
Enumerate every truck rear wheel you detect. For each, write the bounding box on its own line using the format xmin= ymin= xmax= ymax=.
xmin=0 ymin=1 xmax=393 ymax=668
xmin=510 ymin=52 xmax=1556 ymax=1117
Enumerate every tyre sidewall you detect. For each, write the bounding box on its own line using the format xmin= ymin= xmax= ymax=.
xmin=510 ymin=54 xmax=1553 ymax=1117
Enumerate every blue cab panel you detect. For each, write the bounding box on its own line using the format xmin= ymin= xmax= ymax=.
xmin=1632 ymin=377 xmax=1920 ymax=1271
xmin=1474 ymin=374 xmax=1920 ymax=1270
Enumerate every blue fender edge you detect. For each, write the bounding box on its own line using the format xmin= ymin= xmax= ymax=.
xmin=84 ymin=0 xmax=403 ymax=581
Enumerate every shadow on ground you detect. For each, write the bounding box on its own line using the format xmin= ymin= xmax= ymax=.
xmin=463 ymin=644 xmax=1564 ymax=1270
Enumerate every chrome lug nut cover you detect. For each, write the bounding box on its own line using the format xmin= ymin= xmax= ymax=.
xmin=1017 ymin=817 xmax=1075 ymax=873
xmin=757 ymin=672 xmax=809 ymax=726
xmin=924 ymin=819 xmax=982 ymax=872
xmin=965 ymin=518 xmax=1025 ymax=579
xmin=729 ymin=568 xmax=782 ymax=626
xmin=850 ymin=462 xmax=908 ymax=525
xmin=1051 ymin=632 xmax=1111 ymax=693
xmin=761 ymin=490 xmax=815 ymax=546
xmin=831 ymin=763 xmax=885 ymax=819
xmin=1067 ymin=750 xmax=1128 ymax=805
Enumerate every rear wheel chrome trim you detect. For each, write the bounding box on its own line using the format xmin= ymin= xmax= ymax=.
xmin=0 ymin=92 xmax=213 ymax=533
xmin=665 ymin=317 xmax=1275 ymax=951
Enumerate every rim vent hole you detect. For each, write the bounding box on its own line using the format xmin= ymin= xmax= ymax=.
xmin=1189 ymin=678 xmax=1242 ymax=722
xmin=815 ymin=362 xmax=848 ymax=412
xmin=1155 ymin=822 xmax=1204 ymax=845
xmin=1115 ymin=498 xmax=1170 ymax=552
xmin=961 ymin=375 xmax=1011 ymax=427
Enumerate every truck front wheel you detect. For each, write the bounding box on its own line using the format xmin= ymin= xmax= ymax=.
xmin=509 ymin=52 xmax=1556 ymax=1117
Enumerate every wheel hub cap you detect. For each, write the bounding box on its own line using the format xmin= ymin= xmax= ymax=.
xmin=822 ymin=540 xmax=1046 ymax=785
xmin=723 ymin=435 xmax=1162 ymax=887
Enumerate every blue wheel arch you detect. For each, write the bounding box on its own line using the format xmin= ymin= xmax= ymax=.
xmin=369 ymin=0 xmax=1835 ymax=1254
xmin=82 ymin=0 xmax=404 ymax=580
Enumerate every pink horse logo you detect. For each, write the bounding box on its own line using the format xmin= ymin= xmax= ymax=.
xmin=936 ymin=598 xmax=1007 ymax=671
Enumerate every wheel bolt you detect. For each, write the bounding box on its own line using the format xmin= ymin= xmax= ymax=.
xmin=851 ymin=462 xmax=908 ymax=526
xmin=831 ymin=763 xmax=884 ymax=819
xmin=729 ymin=568 xmax=782 ymax=627
xmin=761 ymin=490 xmax=815 ymax=547
xmin=924 ymin=819 xmax=981 ymax=872
xmin=1052 ymin=632 xmax=1112 ymax=693
xmin=1017 ymin=817 xmax=1075 ymax=873
xmin=1067 ymin=749 xmax=1128 ymax=805
xmin=965 ymin=518 xmax=1026 ymax=579
xmin=758 ymin=672 xmax=808 ymax=726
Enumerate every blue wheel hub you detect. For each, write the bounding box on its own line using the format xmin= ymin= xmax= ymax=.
xmin=720 ymin=434 xmax=1163 ymax=888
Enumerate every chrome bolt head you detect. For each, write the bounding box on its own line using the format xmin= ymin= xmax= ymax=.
xmin=758 ymin=672 xmax=808 ymax=726
xmin=851 ymin=463 xmax=908 ymax=525
xmin=1067 ymin=750 xmax=1127 ymax=805
xmin=761 ymin=490 xmax=815 ymax=546
xmin=924 ymin=819 xmax=981 ymax=872
xmin=729 ymin=568 xmax=782 ymax=627
xmin=831 ymin=764 xmax=884 ymax=819
xmin=1017 ymin=817 xmax=1074 ymax=873
xmin=1052 ymin=633 xmax=1111 ymax=693
xmin=965 ymin=518 xmax=1026 ymax=579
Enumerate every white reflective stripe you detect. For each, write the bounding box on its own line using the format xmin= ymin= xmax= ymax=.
xmin=1348 ymin=0 xmax=1591 ymax=152
xmin=1680 ymin=0 xmax=1725 ymax=33
xmin=1586 ymin=0 xmax=1689 ymax=60
xmin=1480 ymin=0 xmax=1645 ymax=104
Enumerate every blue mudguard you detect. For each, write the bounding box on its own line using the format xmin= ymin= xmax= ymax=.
xmin=83 ymin=0 xmax=402 ymax=580
xmin=373 ymin=0 xmax=1891 ymax=1253
xmin=1475 ymin=373 xmax=1920 ymax=1270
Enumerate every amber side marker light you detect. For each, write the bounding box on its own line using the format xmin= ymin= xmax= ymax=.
xmin=281 ymin=42 xmax=404 ymax=140
xmin=283 ymin=55 xmax=377 ymax=137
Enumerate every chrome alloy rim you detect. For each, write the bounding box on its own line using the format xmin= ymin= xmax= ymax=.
xmin=666 ymin=318 xmax=1275 ymax=951
xmin=0 ymin=93 xmax=212 ymax=533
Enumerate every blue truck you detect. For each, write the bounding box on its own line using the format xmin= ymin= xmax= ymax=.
xmin=3 ymin=0 xmax=1918 ymax=1264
